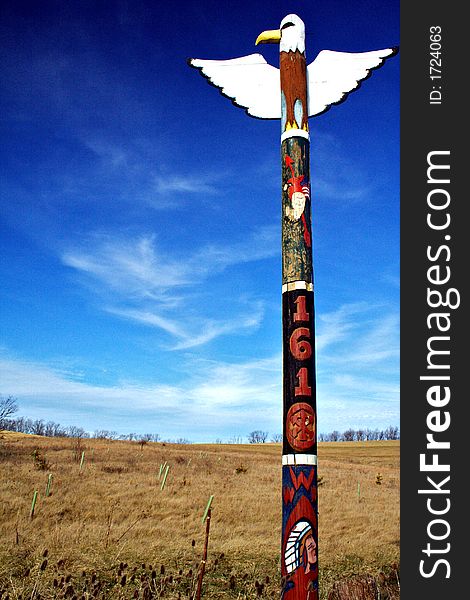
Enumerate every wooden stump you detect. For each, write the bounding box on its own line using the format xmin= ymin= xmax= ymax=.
xmin=327 ymin=575 xmax=378 ymax=600
xmin=327 ymin=569 xmax=400 ymax=600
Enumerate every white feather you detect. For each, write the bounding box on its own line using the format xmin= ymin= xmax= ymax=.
xmin=189 ymin=54 xmax=280 ymax=119
xmin=189 ymin=47 xmax=397 ymax=120
xmin=307 ymin=48 xmax=397 ymax=116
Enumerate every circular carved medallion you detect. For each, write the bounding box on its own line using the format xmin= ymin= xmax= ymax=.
xmin=286 ymin=402 xmax=315 ymax=450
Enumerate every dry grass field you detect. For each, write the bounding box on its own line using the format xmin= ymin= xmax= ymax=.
xmin=0 ymin=433 xmax=399 ymax=599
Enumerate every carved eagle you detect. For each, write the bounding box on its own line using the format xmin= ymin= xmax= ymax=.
xmin=188 ymin=14 xmax=398 ymax=123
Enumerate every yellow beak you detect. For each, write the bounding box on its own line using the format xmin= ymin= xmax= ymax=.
xmin=255 ymin=29 xmax=281 ymax=45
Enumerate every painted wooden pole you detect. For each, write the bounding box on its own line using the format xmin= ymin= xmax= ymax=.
xmin=189 ymin=15 xmax=397 ymax=600
xmin=264 ymin=18 xmax=319 ymax=600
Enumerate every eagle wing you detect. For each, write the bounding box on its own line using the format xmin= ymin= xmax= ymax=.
xmin=307 ymin=48 xmax=398 ymax=116
xmin=188 ymin=54 xmax=281 ymax=119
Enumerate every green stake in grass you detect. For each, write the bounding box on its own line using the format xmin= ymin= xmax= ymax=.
xmin=45 ymin=473 xmax=53 ymax=497
xmin=196 ymin=498 xmax=214 ymax=600
xmin=30 ymin=490 xmax=38 ymax=519
xmin=202 ymin=495 xmax=214 ymax=524
xmin=79 ymin=451 xmax=85 ymax=470
xmin=357 ymin=481 xmax=361 ymax=501
xmin=160 ymin=465 xmax=170 ymax=490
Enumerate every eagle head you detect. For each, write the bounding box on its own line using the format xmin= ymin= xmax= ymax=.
xmin=255 ymin=14 xmax=305 ymax=54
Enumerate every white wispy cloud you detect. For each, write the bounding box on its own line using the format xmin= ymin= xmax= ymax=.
xmin=83 ymin=138 xmax=129 ymax=168
xmin=79 ymin=131 xmax=233 ymax=211
xmin=192 ymin=225 xmax=279 ymax=271
xmin=63 ymin=234 xmax=193 ymax=294
xmin=63 ymin=227 xmax=278 ymax=292
xmin=351 ymin=313 xmax=399 ymax=365
xmin=153 ymin=174 xmax=218 ymax=195
xmin=315 ymin=302 xmax=366 ymax=352
xmin=107 ymin=303 xmax=264 ymax=350
xmin=316 ymin=302 xmax=399 ymax=365
xmin=0 ymin=352 xmax=282 ymax=440
xmin=314 ymin=301 xmax=399 ymax=432
xmin=312 ymin=177 xmax=372 ymax=202
xmin=1 ymin=296 xmax=399 ymax=440
xmin=184 ymin=355 xmax=281 ymax=411
xmin=310 ymin=128 xmax=377 ymax=203
xmin=62 ymin=230 xmax=276 ymax=349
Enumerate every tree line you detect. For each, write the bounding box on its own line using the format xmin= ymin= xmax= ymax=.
xmin=318 ymin=426 xmax=399 ymax=442
xmin=2 ymin=395 xmax=399 ymax=444
xmin=0 ymin=395 xmax=161 ymax=442
xmin=248 ymin=426 xmax=399 ymax=443
xmin=1 ymin=415 xmax=162 ymax=443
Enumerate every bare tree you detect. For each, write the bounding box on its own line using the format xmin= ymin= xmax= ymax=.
xmin=0 ymin=395 xmax=18 ymax=429
xmin=30 ymin=419 xmax=46 ymax=436
xmin=93 ymin=430 xmax=118 ymax=440
xmin=371 ymin=429 xmax=381 ymax=441
xmin=248 ymin=430 xmax=268 ymax=444
xmin=66 ymin=425 xmax=88 ymax=439
xmin=44 ymin=421 xmax=60 ymax=437
xmin=271 ymin=433 xmax=282 ymax=443
xmin=23 ymin=418 xmax=34 ymax=434
xmin=342 ymin=428 xmax=355 ymax=442
xmin=384 ymin=425 xmax=399 ymax=440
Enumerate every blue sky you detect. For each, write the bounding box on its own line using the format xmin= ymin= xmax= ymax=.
xmin=0 ymin=0 xmax=399 ymax=442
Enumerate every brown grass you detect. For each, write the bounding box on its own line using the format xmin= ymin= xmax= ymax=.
xmin=0 ymin=433 xmax=399 ymax=598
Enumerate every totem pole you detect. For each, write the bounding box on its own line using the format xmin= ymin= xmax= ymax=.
xmin=189 ymin=14 xmax=397 ymax=599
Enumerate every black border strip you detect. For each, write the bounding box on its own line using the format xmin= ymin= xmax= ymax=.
xmin=400 ymin=3 xmax=464 ymax=597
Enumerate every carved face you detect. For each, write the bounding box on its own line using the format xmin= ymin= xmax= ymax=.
xmin=290 ymin=191 xmax=306 ymax=220
xmin=284 ymin=189 xmax=306 ymax=221
xmin=304 ymin=534 xmax=317 ymax=571
xmin=286 ymin=402 xmax=315 ymax=450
